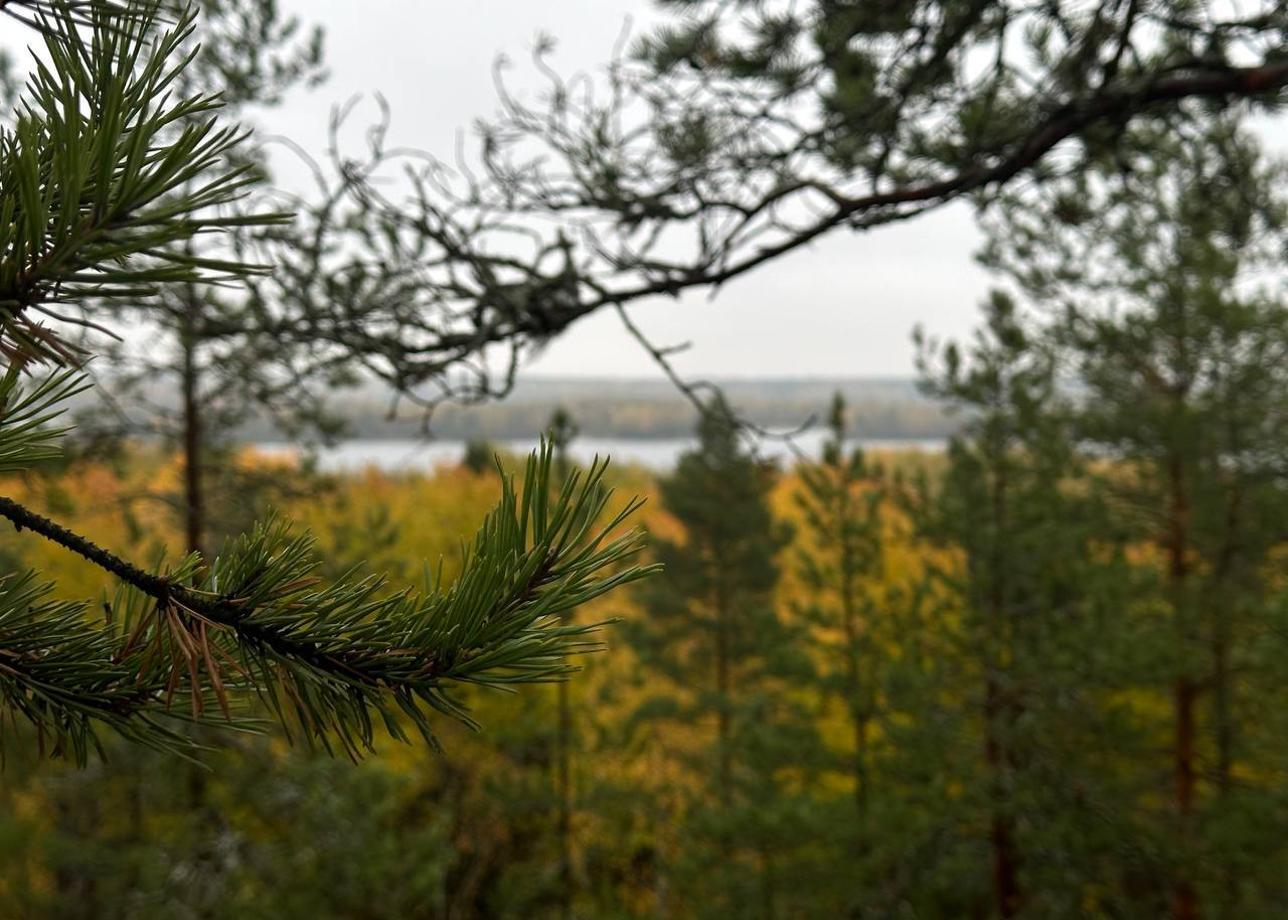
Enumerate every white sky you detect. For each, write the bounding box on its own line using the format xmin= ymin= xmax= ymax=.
xmin=10 ymin=2 xmax=1285 ymax=380
xmin=266 ymin=0 xmax=992 ymax=379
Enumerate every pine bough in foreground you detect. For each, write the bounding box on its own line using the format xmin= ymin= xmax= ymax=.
xmin=0 ymin=368 xmax=655 ymax=761
xmin=0 ymin=2 xmax=656 ymax=762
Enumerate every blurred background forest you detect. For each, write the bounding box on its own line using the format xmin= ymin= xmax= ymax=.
xmin=3 ymin=0 xmax=1288 ymax=919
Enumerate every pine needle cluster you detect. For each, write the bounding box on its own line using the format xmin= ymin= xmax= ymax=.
xmin=0 ymin=1 xmax=655 ymax=763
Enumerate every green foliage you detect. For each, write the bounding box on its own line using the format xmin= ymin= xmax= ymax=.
xmin=0 ymin=2 xmax=280 ymax=362
xmin=6 ymin=4 xmax=1288 ymax=918
xmin=0 ymin=363 xmax=655 ymax=760
xmin=626 ymin=396 xmax=819 ymax=917
xmin=0 ymin=739 xmax=451 ymax=920
xmin=915 ymin=292 xmax=1150 ymax=917
xmin=461 ymin=438 xmax=498 ymax=475
xmin=66 ymin=0 xmax=336 ymax=559
xmin=110 ymin=450 xmax=654 ymax=754
xmin=957 ymin=113 xmax=1288 ymax=916
xmin=792 ymin=392 xmax=885 ymax=832
xmin=0 ymin=2 xmax=654 ymax=765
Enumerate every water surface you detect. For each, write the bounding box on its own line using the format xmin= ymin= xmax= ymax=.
xmin=255 ymin=432 xmax=946 ymax=473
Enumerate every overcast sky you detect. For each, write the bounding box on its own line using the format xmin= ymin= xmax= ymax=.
xmin=264 ymin=0 xmax=992 ymax=380
xmin=12 ymin=3 xmax=1283 ymax=381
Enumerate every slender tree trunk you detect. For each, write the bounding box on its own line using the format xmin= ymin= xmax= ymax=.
xmin=710 ymin=565 xmax=741 ymax=915
xmin=1212 ymin=606 xmax=1236 ymax=920
xmin=557 ymin=676 xmax=573 ymax=920
xmin=1211 ymin=485 xmax=1241 ymax=808
xmin=840 ymin=538 xmax=867 ymax=815
xmin=179 ymin=291 xmax=217 ymax=920
xmin=715 ymin=617 xmax=732 ymax=809
xmin=843 ymin=605 xmax=870 ymax=822
xmin=1172 ymin=676 xmax=1199 ymax=920
xmin=853 ymin=707 xmax=869 ymax=816
xmin=180 ymin=293 xmax=205 ymax=559
xmin=1211 ymin=478 xmax=1244 ymax=806
xmin=836 ymin=457 xmax=870 ymax=820
xmin=714 ymin=572 xmax=733 ymax=811
xmin=1167 ymin=453 xmax=1199 ymax=920
xmin=552 ymin=442 xmax=575 ymax=920
xmin=985 ymin=460 xmax=1022 ymax=919
xmin=1213 ymin=615 xmax=1232 ymax=797
xmin=985 ymin=674 xmax=1022 ymax=919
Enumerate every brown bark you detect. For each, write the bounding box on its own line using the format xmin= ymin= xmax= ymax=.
xmin=1167 ymin=452 xmax=1199 ymax=920
xmin=180 ymin=298 xmax=205 ymax=559
xmin=1213 ymin=620 xmax=1232 ymax=798
xmin=985 ymin=674 xmax=1023 ymax=919
xmin=1172 ymin=676 xmax=1199 ymax=920
xmin=178 ymin=292 xmax=217 ymax=864
xmin=986 ymin=459 xmax=1022 ymax=919
xmin=715 ymin=590 xmax=732 ymax=811
xmin=1211 ymin=484 xmax=1242 ymax=803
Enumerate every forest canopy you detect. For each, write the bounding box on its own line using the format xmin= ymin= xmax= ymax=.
xmin=0 ymin=2 xmax=1286 ymax=919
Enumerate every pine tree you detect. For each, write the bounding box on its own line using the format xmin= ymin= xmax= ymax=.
xmin=628 ymin=396 xmax=813 ymax=917
xmin=547 ymin=405 xmax=579 ymax=920
xmin=913 ymin=293 xmax=1138 ymax=917
xmin=982 ymin=114 xmax=1288 ymax=917
xmin=793 ymin=393 xmax=884 ymax=822
xmin=0 ymin=2 xmax=653 ymax=763
xmin=461 ymin=438 xmax=498 ymax=475
xmin=66 ymin=0 xmax=329 ymax=558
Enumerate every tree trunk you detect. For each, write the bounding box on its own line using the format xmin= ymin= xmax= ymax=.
xmin=557 ymin=676 xmax=573 ymax=920
xmin=985 ymin=673 xmax=1022 ymax=919
xmin=853 ymin=708 xmax=869 ymax=817
xmin=840 ymin=543 xmax=867 ymax=816
xmin=179 ymin=291 xmax=217 ymax=917
xmin=986 ymin=460 xmax=1022 ymax=919
xmin=553 ymin=444 xmax=575 ymax=920
xmin=714 ymin=572 xmax=732 ymax=811
xmin=837 ymin=458 xmax=870 ymax=820
xmin=1213 ymin=607 xmax=1233 ymax=799
xmin=1172 ymin=676 xmax=1199 ymax=920
xmin=1167 ymin=453 xmax=1199 ymax=920
xmin=180 ymin=293 xmax=205 ymax=559
xmin=1213 ymin=606 xmax=1236 ymax=919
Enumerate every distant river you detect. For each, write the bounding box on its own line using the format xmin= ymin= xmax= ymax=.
xmin=253 ymin=432 xmax=946 ymax=473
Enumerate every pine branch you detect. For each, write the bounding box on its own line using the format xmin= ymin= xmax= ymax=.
xmin=292 ymin=2 xmax=1288 ymax=400
xmin=0 ymin=571 xmax=211 ymax=762
xmin=0 ymin=1 xmax=139 ymax=34
xmin=0 ymin=495 xmax=175 ymax=593
xmin=0 ymin=430 xmax=655 ymax=755
xmin=0 ymin=2 xmax=658 ymax=762
xmin=0 ymin=1 xmax=287 ymax=362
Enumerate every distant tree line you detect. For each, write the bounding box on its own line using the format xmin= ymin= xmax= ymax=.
xmin=231 ymin=389 xmax=959 ymax=443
